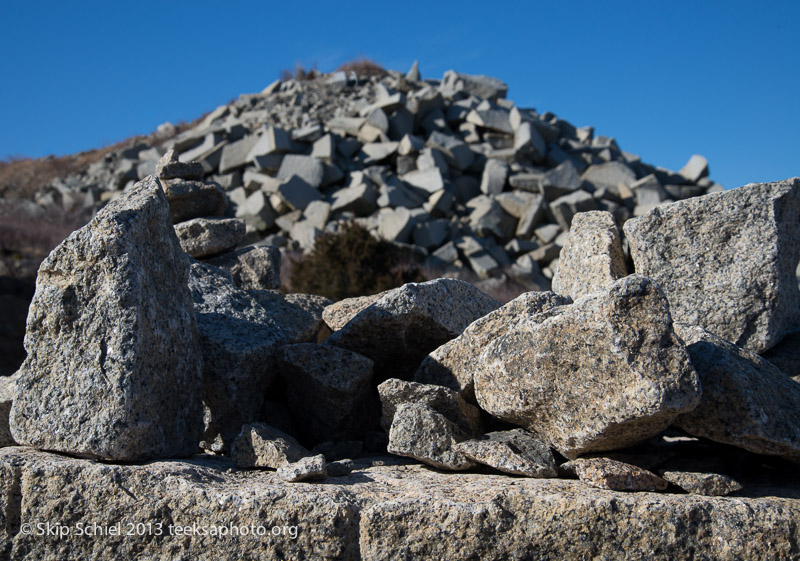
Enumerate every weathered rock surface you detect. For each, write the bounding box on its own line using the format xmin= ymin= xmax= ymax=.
xmin=174 ymin=217 xmax=246 ymax=258
xmin=250 ymin=290 xmax=331 ymax=344
xmin=672 ymin=323 xmax=800 ymax=461
xmin=474 ymin=275 xmax=701 ymax=459
xmin=162 ymin=178 xmax=227 ymax=223
xmin=453 ymin=429 xmax=557 ymax=477
xmin=321 ymin=291 xmax=388 ymax=332
xmin=10 ymin=177 xmax=204 ymax=461
xmin=661 ymin=470 xmax=743 ymax=496
xmin=624 ymin=178 xmax=800 ymax=352
xmin=155 ymin=148 xmax=204 ymax=180
xmin=205 ymin=244 xmax=281 ymax=290
xmin=761 ymin=330 xmax=800 ymax=382
xmin=326 ymin=279 xmax=500 ymax=381
xmin=562 ymin=457 xmax=668 ymax=492
xmin=277 ymin=344 xmax=374 ymax=442
xmin=278 ymin=454 xmax=327 ymax=482
xmin=414 ymin=291 xmax=570 ymax=402
xmin=2 ymin=447 xmax=799 ymax=561
xmin=231 ymin=422 xmax=309 ymax=469
xmin=552 ymin=210 xmax=627 ymax=300
xmin=0 ymin=374 xmax=16 ymax=447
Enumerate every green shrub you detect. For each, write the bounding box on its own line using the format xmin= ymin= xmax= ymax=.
xmin=289 ymin=222 xmax=423 ymax=300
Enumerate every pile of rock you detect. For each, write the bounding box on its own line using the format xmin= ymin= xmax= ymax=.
xmin=28 ymin=63 xmax=723 ymax=289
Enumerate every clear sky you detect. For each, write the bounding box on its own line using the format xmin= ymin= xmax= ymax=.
xmin=1 ymin=0 xmax=797 ymax=190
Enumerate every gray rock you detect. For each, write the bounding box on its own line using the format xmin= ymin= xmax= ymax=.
xmin=515 ymin=193 xmax=547 ymax=238
xmin=387 ymin=403 xmax=477 ymax=470
xmin=326 ymin=279 xmax=500 ymax=381
xmin=672 ymin=323 xmax=800 ymax=461
xmin=327 ymin=458 xmax=356 ymax=477
xmin=219 ymin=135 xmax=262 ymax=174
xmin=174 ymin=217 xmax=246 ymax=258
xmin=322 ymin=292 xmax=388 ymax=332
xmin=155 ymin=149 xmax=204 ymax=180
xmin=206 ymin=245 xmax=281 ymax=290
xmin=405 ymin=60 xmax=421 ymax=81
xmin=361 ymin=142 xmax=399 ymax=165
xmin=236 ymin=190 xmax=277 ymax=231
xmin=377 ymin=378 xmax=483 ymax=435
xmin=454 ymin=429 xmax=557 ymax=477
xmin=549 ymin=190 xmax=599 ymax=230
xmin=277 ymin=344 xmax=374 ymax=442
xmin=426 ymin=131 xmax=474 ymax=170
xmin=245 ymin=125 xmax=292 ymax=160
xmin=623 ymin=178 xmax=800 ymax=352
xmin=403 ymin=168 xmax=445 ymax=193
xmin=376 ymin=207 xmax=414 ymax=243
xmin=250 ymin=291 xmax=332 ymax=345
xmin=331 ymin=183 xmax=379 ymax=216
xmin=678 ymin=154 xmax=709 ymax=182
xmin=0 ymin=374 xmax=16 ymax=447
xmin=466 ymin=109 xmax=514 ymax=134
xmin=551 ymin=211 xmax=627 ymax=300
xmin=473 ymin=275 xmax=701 ymax=459
xmin=468 ymin=196 xmax=516 ymax=241
xmin=661 ymin=470 xmax=743 ymax=496
xmin=277 ymin=176 xmax=322 ymax=211
xmin=630 ymin=174 xmax=667 ymax=206
xmin=441 ymin=70 xmax=508 ymax=100
xmin=514 ymin=121 xmax=546 ymax=162
xmin=188 ymin=262 xmax=288 ymax=452
xmin=562 ymin=458 xmax=668 ymax=492
xmin=311 ymin=133 xmax=336 ymax=160
xmin=581 ymin=161 xmax=636 ymax=191
xmin=278 ymin=454 xmax=327 ymax=482
xmin=277 ymin=155 xmax=325 ymax=189
xmin=414 ymin=291 xmax=570 ymax=402
xmin=162 ymin=179 xmax=227 ymax=223
xmin=480 ymin=159 xmax=509 ymax=195
xmin=760 ymin=331 xmax=800 ymax=382
xmin=10 ymin=176 xmax=204 ymax=461
xmin=231 ymin=422 xmax=309 ymax=469
xmin=413 ymin=219 xmax=449 ymax=250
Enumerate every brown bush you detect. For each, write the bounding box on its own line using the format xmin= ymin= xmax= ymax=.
xmin=288 ymin=221 xmax=423 ymax=300
xmin=337 ymin=58 xmax=387 ymax=78
xmin=280 ymin=62 xmax=320 ymax=82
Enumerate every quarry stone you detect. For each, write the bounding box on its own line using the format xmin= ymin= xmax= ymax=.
xmin=231 ymin=422 xmax=309 ymax=469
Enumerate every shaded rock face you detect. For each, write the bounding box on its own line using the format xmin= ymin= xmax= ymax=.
xmin=326 ymin=278 xmax=500 ymax=381
xmin=10 ymin=176 xmax=204 ymax=461
xmin=624 ymin=178 xmax=800 ymax=353
xmin=206 ymin=245 xmax=281 ymax=290
xmin=474 ymin=275 xmax=701 ymax=459
xmin=453 ymin=429 xmax=558 ymax=478
xmin=231 ymin=422 xmax=309 ymax=469
xmin=673 ymin=323 xmax=800 ymax=461
xmin=414 ymin=290 xmax=570 ymax=402
xmin=0 ymin=374 xmax=16 ymax=447
xmin=561 ymin=457 xmax=668 ymax=492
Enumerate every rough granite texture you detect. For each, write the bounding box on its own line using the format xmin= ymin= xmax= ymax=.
xmin=453 ymin=429 xmax=557 ymax=478
xmin=174 ymin=217 xmax=246 ymax=258
xmin=249 ymin=290 xmax=331 ymax=344
xmin=326 ymin=278 xmax=500 ymax=381
xmin=624 ymin=178 xmax=800 ymax=353
xmin=278 ymin=454 xmax=327 ymax=482
xmin=673 ymin=323 xmax=800 ymax=461
xmin=562 ymin=458 xmax=669 ymax=492
xmin=231 ymin=422 xmax=309 ymax=469
xmin=206 ymin=245 xmax=282 ymax=290
xmin=1 ymin=447 xmax=799 ymax=561
xmin=322 ymin=292 xmax=389 ymax=332
xmin=0 ymin=374 xmax=16 ymax=447
xmin=551 ymin=210 xmax=627 ymax=300
xmin=161 ymin=178 xmax=227 ymax=223
xmin=661 ymin=471 xmax=743 ymax=496
xmin=414 ymin=291 xmax=570 ymax=402
xmin=474 ymin=275 xmax=701 ymax=459
xmin=9 ymin=176 xmax=204 ymax=461
xmin=760 ymin=330 xmax=800 ymax=382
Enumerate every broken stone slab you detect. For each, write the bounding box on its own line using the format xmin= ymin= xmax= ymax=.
xmin=466 ymin=108 xmax=514 ymax=134
xmin=174 ymin=217 xmax=246 ymax=258
xmin=278 ymin=454 xmax=327 ymax=482
xmin=387 ymin=403 xmax=477 ymax=470
xmin=219 ymin=135 xmax=263 ymax=174
xmin=514 ymin=121 xmax=546 ymax=162
xmin=549 ymin=189 xmax=599 ymax=230
xmin=236 ymin=190 xmax=277 ymax=231
xmin=205 ymin=245 xmax=281 ymax=290
xmin=412 ymin=219 xmax=449 ymax=250
xmin=623 ymin=178 xmax=800 ymax=352
xmin=376 ymin=206 xmax=415 ymax=243
xmin=479 ymin=159 xmax=509 ymax=195
xmin=630 ymin=173 xmax=667 ymax=206
xmin=322 ymin=292 xmax=389 ymax=332
xmin=155 ymin=149 xmax=204 ymax=180
xmin=9 ymin=176 xmax=204 ymax=461
xmin=672 ymin=323 xmax=800 ymax=462
xmin=474 ymin=275 xmax=701 ymax=459
xmin=188 ymin=262 xmax=288 ymax=452
xmin=441 ymin=70 xmax=508 ymax=100
xmin=414 ymin=291 xmax=570 ymax=402
xmin=361 ymin=142 xmax=399 ymax=165
xmin=661 ymin=470 xmax=743 ymax=496
xmin=515 ymin=193 xmax=547 ymax=238
xmin=2 ymin=447 xmax=799 ymax=560
xmin=402 ymin=168 xmax=445 ymax=193
xmin=453 ymin=429 xmax=557 ymax=478
xmin=231 ymin=422 xmax=310 ymax=469
xmin=277 ymin=175 xmax=323 ymax=211
xmin=327 ymin=458 xmax=356 ymax=477
xmin=581 ymin=161 xmax=636 ymax=191
xmin=678 ymin=154 xmax=709 ymax=183
xmin=249 ymin=291 xmax=332 ymax=345
xmin=277 ymin=344 xmax=374 ymax=442
xmin=326 ymin=279 xmax=500 ymax=381
xmin=162 ymin=178 xmax=227 ymax=223
xmin=331 ymin=183 xmax=379 ymax=216
xmin=277 ymin=155 xmax=326 ymax=189
xmin=551 ymin=211 xmax=627 ymax=300
xmin=561 ymin=458 xmax=668 ymax=492
xmin=426 ymin=131 xmax=474 ymax=170
xmin=0 ymin=373 xmax=16 ymax=447
xmin=468 ymin=196 xmax=516 ymax=241
xmin=377 ymin=378 xmax=483 ymax=435
xmin=245 ymin=125 xmax=292 ymax=161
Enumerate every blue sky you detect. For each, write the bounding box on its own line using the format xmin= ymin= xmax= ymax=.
xmin=1 ymin=0 xmax=797 ymax=190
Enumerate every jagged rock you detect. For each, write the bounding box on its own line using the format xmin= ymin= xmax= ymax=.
xmin=205 ymin=245 xmax=281 ymax=290
xmin=277 ymin=344 xmax=374 ymax=442
xmin=414 ymin=291 xmax=570 ymax=402
xmin=561 ymin=458 xmax=668 ymax=491
xmin=231 ymin=422 xmax=309 ymax=469
xmin=760 ymin=331 xmax=800 ymax=382
xmin=549 ymin=190 xmax=598 ymax=230
xmin=479 ymin=159 xmax=509 ymax=195
xmin=155 ymin=149 xmax=204 ymax=180
xmin=624 ymin=179 xmax=800 ymax=352
xmin=679 ymin=154 xmax=709 ymax=183
xmin=277 ymin=154 xmax=325 ymax=188
xmin=10 ymin=177 xmax=204 ymax=461
xmin=387 ymin=403 xmax=476 ymax=470
xmin=581 ymin=161 xmax=636 ymax=191
xmin=188 ymin=262 xmax=288 ymax=452
xmin=661 ymin=470 xmax=743 ymax=496
xmin=326 ymin=279 xmax=500 ymax=381
xmin=174 ymin=217 xmax=246 ymax=258
xmin=474 ymin=275 xmax=701 ymax=459
xmin=327 ymin=458 xmax=356 ymax=477
xmin=322 ymin=292 xmax=388 ymax=332
xmin=249 ymin=291 xmax=331 ymax=344
xmin=0 ymin=374 xmax=16 ymax=447
xmin=377 ymin=378 xmax=483 ymax=435
xmin=278 ymin=454 xmax=327 ymax=482
xmin=277 ymin=175 xmax=322 ymax=211
xmin=453 ymin=429 xmax=557 ymax=477
xmin=672 ymin=323 xmax=800 ymax=461
xmin=551 ymin=211 xmax=627 ymax=299
xmin=162 ymin=178 xmax=227 ymax=223
xmin=441 ymin=70 xmax=508 ymax=100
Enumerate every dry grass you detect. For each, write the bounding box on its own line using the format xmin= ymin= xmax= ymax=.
xmin=280 ymin=62 xmax=321 ymax=82
xmin=337 ymin=58 xmax=387 ymax=78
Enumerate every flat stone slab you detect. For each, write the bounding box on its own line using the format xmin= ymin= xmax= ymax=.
xmin=1 ymin=447 xmax=799 ymax=560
